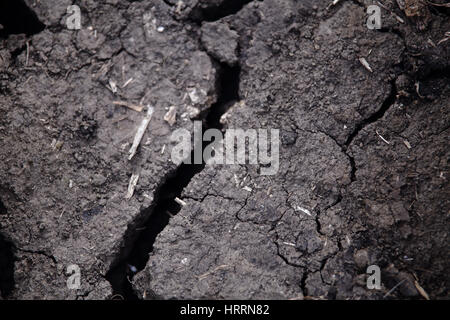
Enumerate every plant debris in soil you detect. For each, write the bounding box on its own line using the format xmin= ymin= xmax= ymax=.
xmin=0 ymin=0 xmax=448 ymax=300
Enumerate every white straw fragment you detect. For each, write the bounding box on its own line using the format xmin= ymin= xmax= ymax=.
xmin=283 ymin=242 xmax=296 ymax=247
xmin=359 ymin=57 xmax=373 ymax=73
xmin=125 ymin=173 xmax=140 ymax=199
xmin=383 ymin=279 xmax=406 ymax=298
xmin=394 ymin=14 xmax=404 ymax=23
xmin=376 ymin=130 xmax=390 ymax=145
xmin=327 ymin=0 xmax=340 ymax=9
xmin=26 ymin=41 xmax=30 ymax=66
xmin=128 ymin=105 xmax=154 ymax=160
xmin=108 ymin=80 xmax=118 ymax=93
xmin=122 ymin=78 xmax=133 ymax=88
xmin=113 ymin=101 xmax=143 ymax=112
xmin=414 ymin=280 xmax=430 ymax=300
xmin=164 ymin=106 xmax=177 ymax=126
xmin=296 ymin=206 xmax=312 ymax=216
xmin=175 ymin=197 xmax=187 ymax=207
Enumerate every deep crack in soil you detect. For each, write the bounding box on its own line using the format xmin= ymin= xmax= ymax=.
xmin=344 ymin=80 xmax=398 ymax=148
xmin=0 ymin=0 xmax=45 ymax=38
xmin=344 ymin=80 xmax=398 ymax=182
xmin=191 ymin=0 xmax=254 ymax=22
xmin=0 ymin=233 xmax=15 ymax=298
xmin=105 ymin=0 xmax=244 ymax=299
xmin=0 ymin=0 xmax=46 ymax=300
xmin=106 ymin=61 xmax=241 ymax=299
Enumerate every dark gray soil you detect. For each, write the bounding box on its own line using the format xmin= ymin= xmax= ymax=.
xmin=0 ymin=0 xmax=448 ymax=300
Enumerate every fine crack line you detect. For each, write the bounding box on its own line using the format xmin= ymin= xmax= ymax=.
xmin=344 ymin=80 xmax=398 ymax=149
xmin=344 ymin=80 xmax=398 ymax=182
xmin=15 ymin=247 xmax=57 ymax=264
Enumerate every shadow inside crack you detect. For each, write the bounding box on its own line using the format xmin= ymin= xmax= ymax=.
xmin=0 ymin=232 xmax=15 ymax=299
xmin=0 ymin=0 xmax=45 ymax=38
xmin=191 ymin=0 xmax=254 ymax=22
xmin=0 ymin=198 xmax=7 ymax=215
xmin=344 ymin=80 xmax=398 ymax=148
xmin=106 ymin=158 xmax=204 ymax=300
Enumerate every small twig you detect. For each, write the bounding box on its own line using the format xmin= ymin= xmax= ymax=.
xmin=197 ymin=265 xmax=231 ymax=280
xmin=107 ymin=80 xmax=117 ymax=93
xmin=165 ymin=210 xmax=174 ymax=218
xmin=112 ymin=115 xmax=129 ymax=124
xmin=415 ymin=82 xmax=425 ymax=99
xmin=414 ymin=280 xmax=430 ymax=300
xmin=125 ymin=173 xmax=140 ymax=199
xmin=174 ymin=197 xmax=187 ymax=207
xmin=394 ymin=13 xmax=405 ymax=23
xmin=383 ymin=279 xmax=406 ymax=298
xmin=122 ymin=78 xmax=133 ymax=88
xmin=403 ymin=140 xmax=412 ymax=149
xmin=113 ymin=101 xmax=143 ymax=112
xmin=376 ymin=130 xmax=391 ymax=145
xmin=289 ymin=295 xmax=305 ymax=300
xmin=58 ymin=208 xmax=66 ymax=220
xmin=327 ymin=0 xmax=341 ymax=10
xmin=437 ymin=31 xmax=450 ymax=45
xmin=304 ymin=295 xmax=325 ymax=300
xmin=377 ymin=1 xmax=389 ymax=10
xmin=426 ymin=1 xmax=450 ymax=8
xmin=164 ymin=106 xmax=177 ymax=126
xmin=128 ymin=105 xmax=154 ymax=160
xmin=359 ymin=57 xmax=373 ymax=73
xmin=296 ymin=206 xmax=312 ymax=216
xmin=25 ymin=41 xmax=30 ymax=66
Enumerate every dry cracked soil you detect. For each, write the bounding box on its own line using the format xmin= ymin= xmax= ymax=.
xmin=0 ymin=0 xmax=449 ymax=300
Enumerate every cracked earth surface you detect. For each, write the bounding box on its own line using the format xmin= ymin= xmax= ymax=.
xmin=0 ymin=0 xmax=449 ymax=299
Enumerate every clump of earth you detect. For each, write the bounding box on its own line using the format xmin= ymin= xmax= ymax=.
xmin=0 ymin=0 xmax=448 ymax=300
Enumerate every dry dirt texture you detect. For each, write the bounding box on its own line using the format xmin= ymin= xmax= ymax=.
xmin=0 ymin=0 xmax=449 ymax=300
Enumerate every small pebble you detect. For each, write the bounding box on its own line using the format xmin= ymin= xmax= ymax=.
xmin=127 ymin=264 xmax=137 ymax=273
